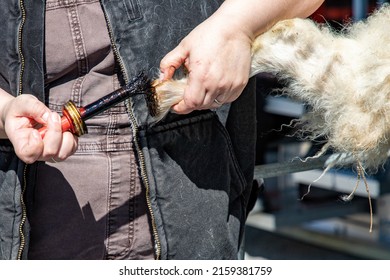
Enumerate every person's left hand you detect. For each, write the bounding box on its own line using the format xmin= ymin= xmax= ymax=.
xmin=159 ymin=12 xmax=253 ymax=114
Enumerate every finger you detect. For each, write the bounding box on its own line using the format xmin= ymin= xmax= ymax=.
xmin=15 ymin=95 xmax=51 ymax=125
xmin=210 ymin=95 xmax=225 ymax=108
xmin=160 ymin=44 xmax=188 ymax=80
xmin=201 ymin=77 xmax=226 ymax=107
xmin=56 ymin=131 xmax=78 ymax=161
xmin=159 ymin=66 xmax=176 ymax=81
xmin=170 ymin=100 xmax=192 ymax=114
xmin=171 ymin=72 xmax=207 ymax=114
xmin=14 ymin=129 xmax=44 ymax=164
xmin=41 ymin=112 xmax=63 ymax=159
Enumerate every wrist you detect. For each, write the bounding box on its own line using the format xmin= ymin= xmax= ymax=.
xmin=210 ymin=1 xmax=258 ymax=41
xmin=0 ymin=88 xmax=14 ymax=138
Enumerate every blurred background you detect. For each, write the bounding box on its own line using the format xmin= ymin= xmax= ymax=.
xmin=244 ymin=0 xmax=390 ymax=260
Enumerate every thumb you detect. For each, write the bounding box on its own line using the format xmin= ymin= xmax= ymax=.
xmin=160 ymin=44 xmax=189 ymax=80
xmin=4 ymin=95 xmax=51 ymax=142
xmin=16 ymin=95 xmax=51 ymax=125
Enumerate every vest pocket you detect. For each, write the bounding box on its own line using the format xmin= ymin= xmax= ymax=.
xmin=122 ymin=0 xmax=142 ymax=21
xmin=140 ymin=113 xmax=247 ymax=259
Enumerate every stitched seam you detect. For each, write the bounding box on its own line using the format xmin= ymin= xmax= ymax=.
xmin=128 ymin=150 xmax=135 ymax=252
xmin=104 ymin=152 xmax=112 ymax=259
xmin=67 ymin=4 xmax=89 ymax=105
xmin=46 ymin=0 xmax=99 ymax=10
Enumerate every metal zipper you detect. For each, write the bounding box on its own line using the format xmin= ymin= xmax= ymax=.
xmin=16 ymin=164 xmax=28 ymax=260
xmin=16 ymin=0 xmax=27 ymax=260
xmin=17 ymin=0 xmax=26 ymax=97
xmin=125 ymin=105 xmax=162 ymax=260
xmin=124 ymin=101 xmax=162 ymax=260
xmin=100 ymin=4 xmax=161 ymax=260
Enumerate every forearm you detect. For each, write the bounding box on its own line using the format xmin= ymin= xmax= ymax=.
xmin=214 ymin=0 xmax=324 ymax=39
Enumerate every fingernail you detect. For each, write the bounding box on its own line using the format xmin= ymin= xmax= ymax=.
xmin=51 ymin=112 xmax=60 ymax=123
xmin=42 ymin=112 xmax=50 ymax=122
xmin=159 ymin=72 xmax=165 ymax=81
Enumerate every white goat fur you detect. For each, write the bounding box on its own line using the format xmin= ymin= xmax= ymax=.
xmin=154 ymin=5 xmax=390 ymax=171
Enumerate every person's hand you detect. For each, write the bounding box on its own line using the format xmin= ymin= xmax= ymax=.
xmin=159 ymin=12 xmax=253 ymax=114
xmin=1 ymin=94 xmax=78 ymax=164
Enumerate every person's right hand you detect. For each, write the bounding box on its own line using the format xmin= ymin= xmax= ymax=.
xmin=0 ymin=93 xmax=78 ymax=164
